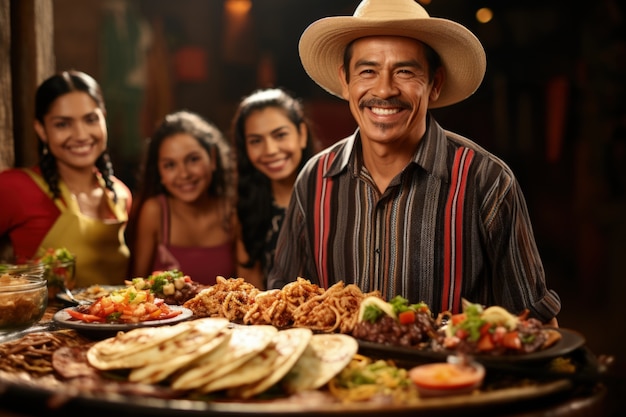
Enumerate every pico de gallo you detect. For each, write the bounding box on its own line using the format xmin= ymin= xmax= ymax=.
xmin=66 ymin=286 xmax=182 ymax=324
xmin=434 ymin=301 xmax=551 ymax=355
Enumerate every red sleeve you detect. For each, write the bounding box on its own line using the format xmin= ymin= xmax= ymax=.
xmin=0 ymin=168 xmax=60 ymax=260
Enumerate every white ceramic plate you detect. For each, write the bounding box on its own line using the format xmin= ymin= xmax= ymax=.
xmin=53 ymin=306 xmax=193 ymax=333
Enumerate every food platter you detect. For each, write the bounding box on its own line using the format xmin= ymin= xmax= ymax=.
xmin=0 ymin=312 xmax=600 ymax=417
xmin=53 ymin=306 xmax=193 ymax=333
xmin=0 ymin=275 xmax=605 ymax=416
xmin=358 ymin=328 xmax=586 ymax=365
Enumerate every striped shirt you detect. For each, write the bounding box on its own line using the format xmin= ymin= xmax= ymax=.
xmin=268 ymin=115 xmax=561 ymax=322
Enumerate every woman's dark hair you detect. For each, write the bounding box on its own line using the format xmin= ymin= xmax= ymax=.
xmin=231 ymin=87 xmax=317 ymax=269
xmin=35 ymin=70 xmax=118 ymax=201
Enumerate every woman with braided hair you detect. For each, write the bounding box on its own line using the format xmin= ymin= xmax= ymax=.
xmin=0 ymin=70 xmax=132 ymax=286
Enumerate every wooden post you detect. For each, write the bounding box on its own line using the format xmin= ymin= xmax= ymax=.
xmin=9 ymin=0 xmax=54 ymax=169
xmin=0 ymin=0 xmax=13 ymax=171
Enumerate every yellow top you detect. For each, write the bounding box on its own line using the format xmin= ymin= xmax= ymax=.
xmin=24 ymin=168 xmax=130 ymax=287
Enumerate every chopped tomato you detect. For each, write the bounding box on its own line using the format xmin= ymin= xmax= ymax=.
xmin=450 ymin=313 xmax=467 ymax=325
xmin=501 ymin=331 xmax=522 ymax=350
xmin=122 ymin=306 xmax=135 ymax=317
xmin=148 ymin=309 xmax=163 ymax=319
xmin=414 ymin=305 xmax=430 ymax=314
xmin=455 ymin=328 xmax=470 ymax=340
xmin=398 ymin=311 xmax=416 ymax=324
xmin=158 ymin=309 xmax=183 ymax=320
xmin=479 ymin=322 xmax=492 ymax=335
xmin=476 ymin=334 xmax=495 ymax=352
xmin=144 ymin=303 xmax=159 ymax=314
xmin=66 ymin=309 xmax=105 ymax=323
xmin=100 ymin=299 xmax=115 ymax=316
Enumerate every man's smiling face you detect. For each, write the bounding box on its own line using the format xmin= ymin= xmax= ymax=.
xmin=340 ymin=36 xmax=442 ymax=147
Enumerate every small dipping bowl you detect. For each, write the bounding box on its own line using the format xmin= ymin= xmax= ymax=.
xmin=408 ymin=356 xmax=485 ymax=397
xmin=0 ymin=273 xmax=48 ymax=332
xmin=42 ymin=257 xmax=76 ymax=300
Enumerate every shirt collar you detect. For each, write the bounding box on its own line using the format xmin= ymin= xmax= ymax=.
xmin=324 ymin=114 xmax=450 ymax=182
xmin=324 ymin=128 xmax=358 ymax=178
xmin=413 ymin=114 xmax=450 ymax=182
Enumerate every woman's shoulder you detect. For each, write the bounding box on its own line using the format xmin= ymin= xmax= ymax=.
xmin=134 ymin=196 xmax=165 ymax=241
xmin=0 ymin=167 xmax=40 ymax=190
xmin=0 ymin=168 xmax=53 ymax=215
xmin=0 ymin=167 xmax=34 ymax=180
xmin=139 ymin=195 xmax=164 ymax=217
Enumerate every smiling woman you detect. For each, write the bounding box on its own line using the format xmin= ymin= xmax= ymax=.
xmin=231 ymin=88 xmax=319 ymax=289
xmin=127 ymin=111 xmax=239 ymax=286
xmin=0 ymin=70 xmax=132 ymax=288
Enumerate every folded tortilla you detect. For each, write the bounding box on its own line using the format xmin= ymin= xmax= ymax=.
xmin=127 ymin=318 xmax=231 ymax=383
xmin=228 ymin=327 xmax=313 ymax=399
xmin=282 ymin=333 xmax=358 ymax=393
xmin=171 ymin=324 xmax=278 ymax=391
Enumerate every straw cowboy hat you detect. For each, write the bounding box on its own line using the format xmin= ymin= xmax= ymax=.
xmin=298 ymin=0 xmax=486 ymax=108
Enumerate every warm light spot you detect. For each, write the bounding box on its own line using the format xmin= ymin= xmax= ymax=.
xmin=225 ymin=0 xmax=252 ymax=16
xmin=475 ymin=7 xmax=493 ymax=24
xmin=419 ymin=0 xmax=432 ymax=4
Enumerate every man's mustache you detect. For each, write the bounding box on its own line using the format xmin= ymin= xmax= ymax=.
xmin=359 ymin=98 xmax=412 ymax=110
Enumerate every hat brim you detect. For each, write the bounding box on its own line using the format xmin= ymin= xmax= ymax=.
xmin=299 ymin=16 xmax=486 ymax=109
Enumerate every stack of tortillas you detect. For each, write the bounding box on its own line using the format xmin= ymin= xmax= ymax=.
xmin=86 ymin=317 xmax=358 ymax=398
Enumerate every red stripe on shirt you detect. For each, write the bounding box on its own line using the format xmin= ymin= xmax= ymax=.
xmin=442 ymin=147 xmax=474 ymax=312
xmin=313 ymin=152 xmax=335 ymax=289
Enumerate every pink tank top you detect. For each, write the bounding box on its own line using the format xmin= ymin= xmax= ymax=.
xmin=152 ymin=195 xmax=235 ymax=285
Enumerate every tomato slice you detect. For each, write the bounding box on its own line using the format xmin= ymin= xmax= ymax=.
xmin=455 ymin=328 xmax=470 ymax=340
xmin=66 ymin=309 xmax=105 ymax=323
xmin=450 ymin=313 xmax=466 ymax=325
xmin=479 ymin=322 xmax=492 ymax=335
xmin=157 ymin=309 xmax=183 ymax=320
xmin=501 ymin=331 xmax=522 ymax=350
xmin=476 ymin=334 xmax=495 ymax=352
xmin=398 ymin=311 xmax=416 ymax=324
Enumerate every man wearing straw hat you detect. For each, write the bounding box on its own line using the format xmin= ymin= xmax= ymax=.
xmin=268 ymin=0 xmax=560 ymax=324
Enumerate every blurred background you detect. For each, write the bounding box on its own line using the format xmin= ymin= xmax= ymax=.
xmin=1 ymin=0 xmax=625 ymax=373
